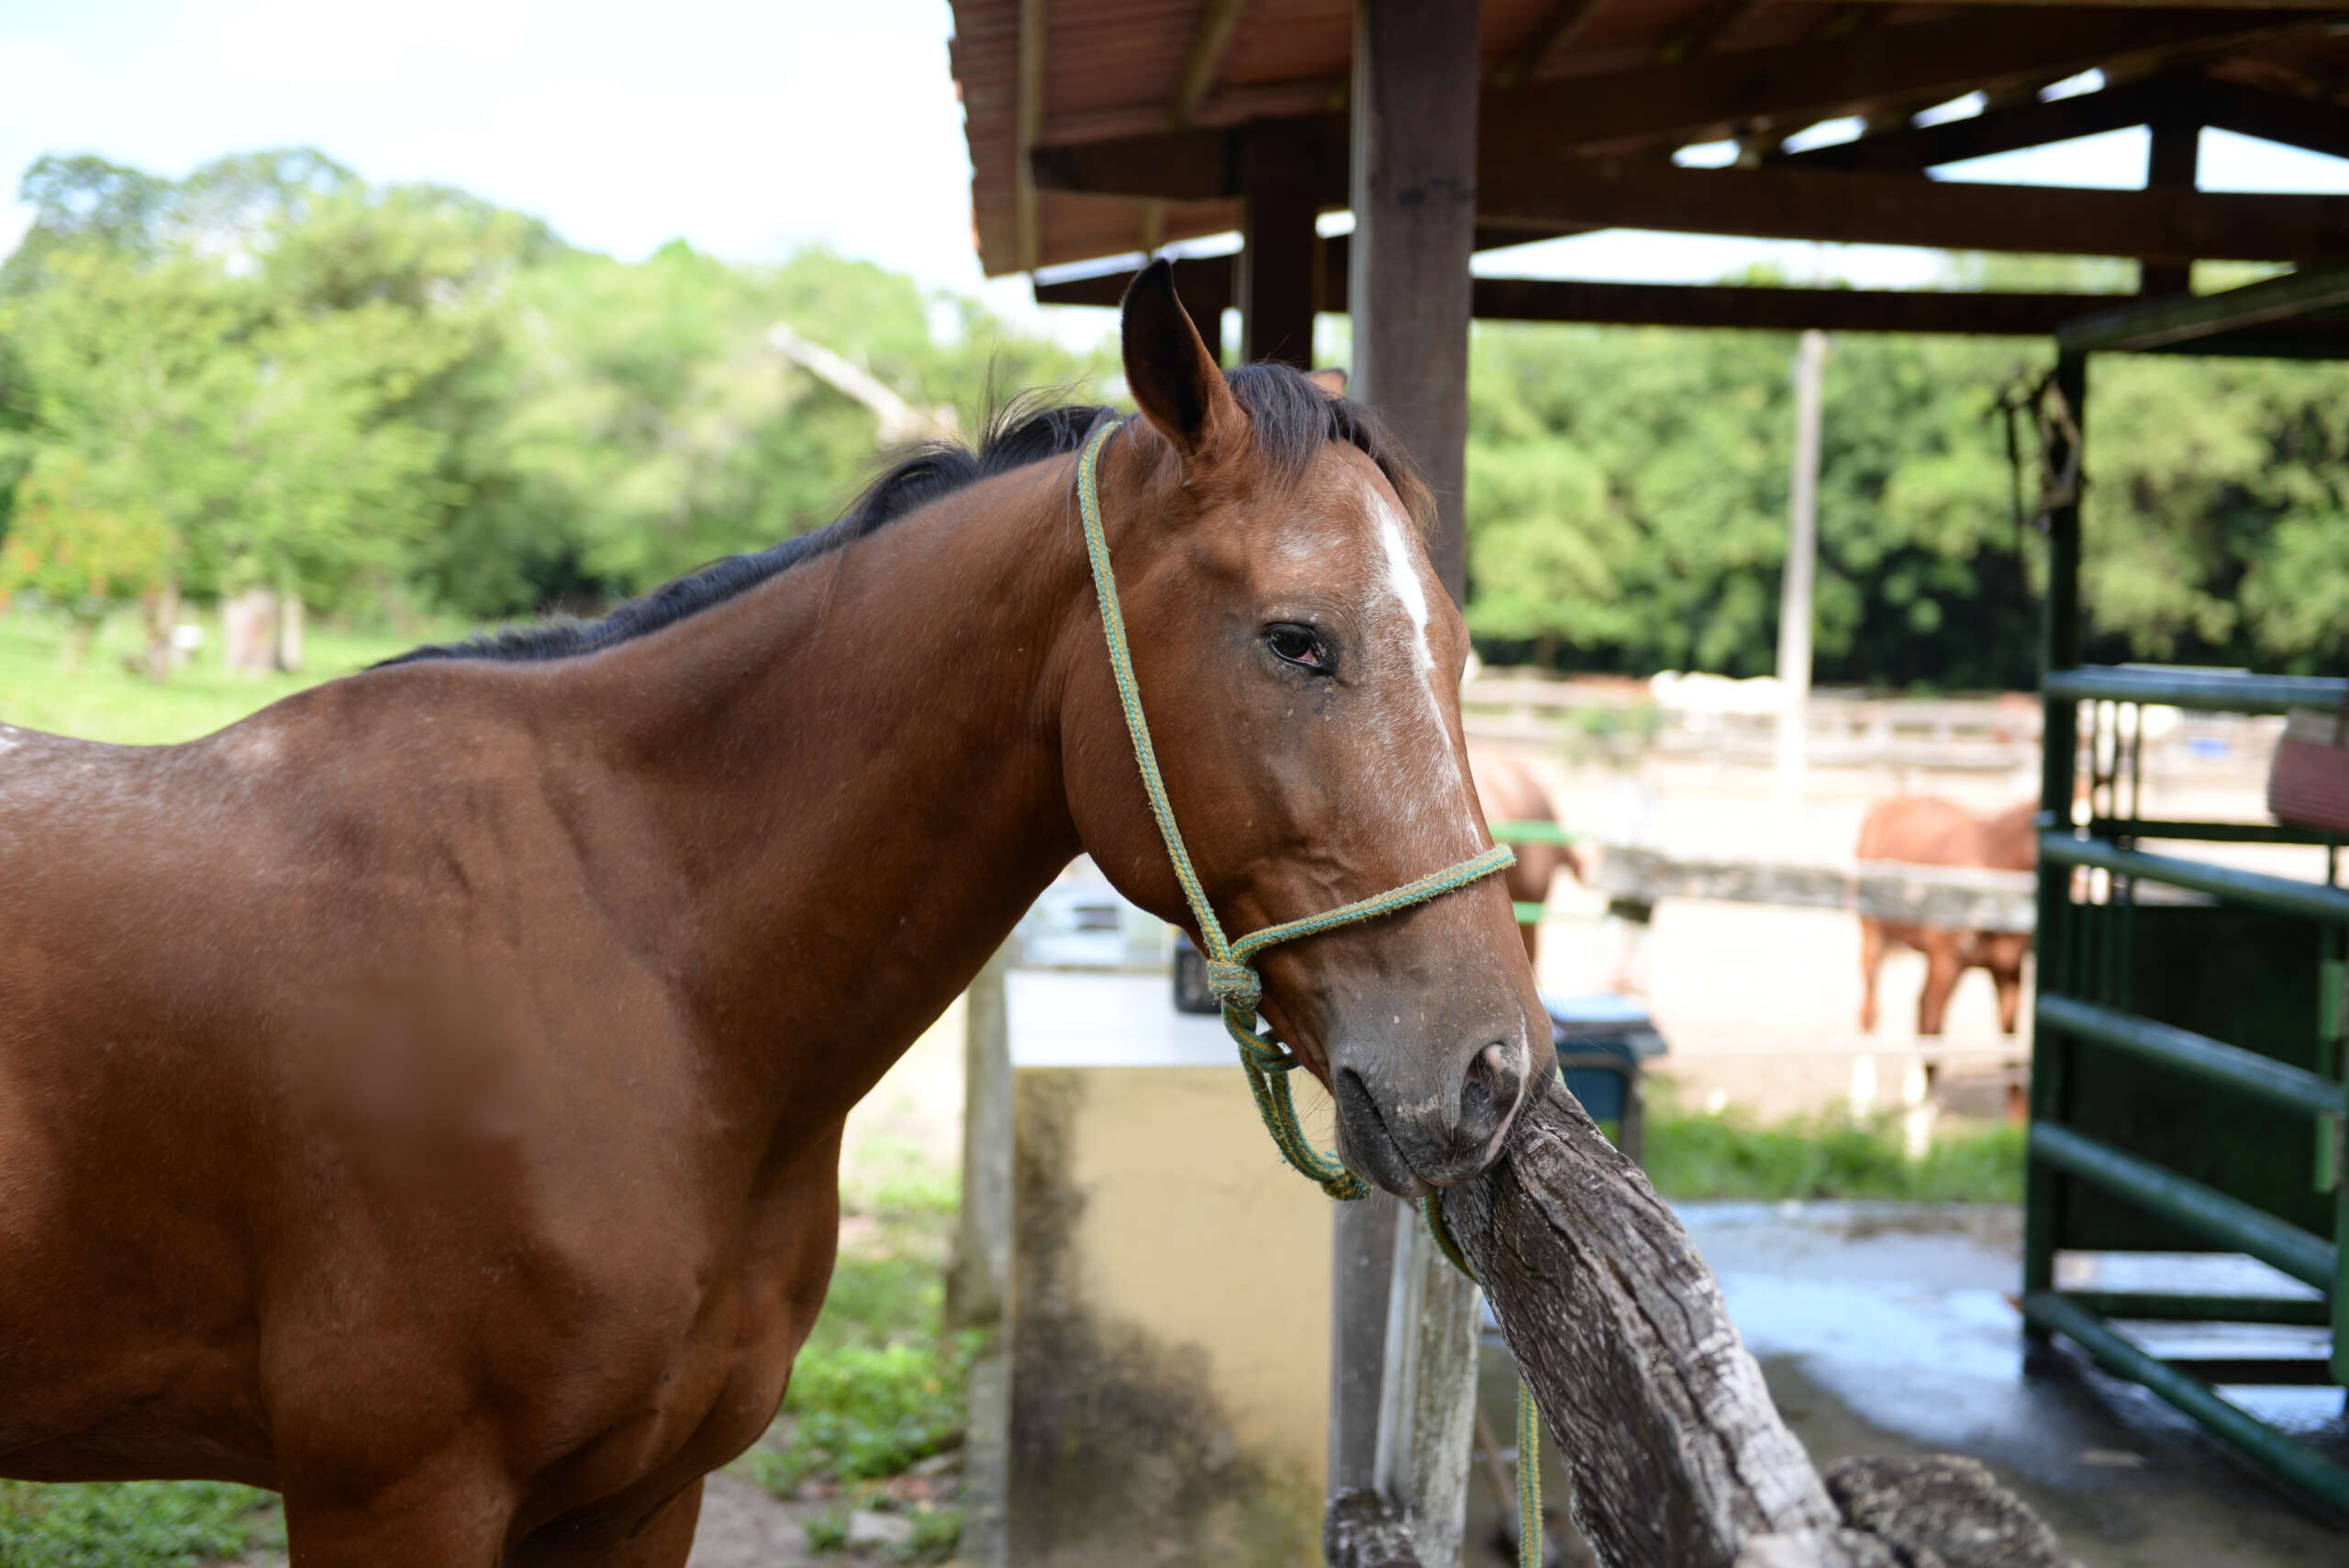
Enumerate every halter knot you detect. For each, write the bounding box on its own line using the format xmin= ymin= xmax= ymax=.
xmin=1203 ymin=958 xmax=1262 ymax=1011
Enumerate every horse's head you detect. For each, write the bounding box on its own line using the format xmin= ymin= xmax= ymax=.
xmin=1060 ymin=261 xmax=1550 ymax=1197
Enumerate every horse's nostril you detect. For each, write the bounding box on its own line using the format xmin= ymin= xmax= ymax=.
xmin=1456 ymin=1039 xmax=1524 ymax=1149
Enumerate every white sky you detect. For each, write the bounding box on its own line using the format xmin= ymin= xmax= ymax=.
xmin=8 ymin=2 xmax=2349 ymax=334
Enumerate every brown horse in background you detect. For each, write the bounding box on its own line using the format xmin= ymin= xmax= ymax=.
xmin=1467 ymin=746 xmax=1585 ymax=961
xmin=1856 ymin=797 xmax=2037 ymax=1036
xmin=0 ymin=263 xmax=1543 ymax=1564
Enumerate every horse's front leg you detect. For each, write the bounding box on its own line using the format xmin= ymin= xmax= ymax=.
xmin=280 ymin=1442 xmax=517 ymax=1567
xmin=506 ymin=1478 xmax=705 ymax=1568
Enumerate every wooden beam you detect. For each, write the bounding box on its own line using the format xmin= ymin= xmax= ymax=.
xmin=1476 ymin=159 xmax=2349 ymax=261
xmin=1014 ymin=0 xmax=1045 ymax=272
xmin=1464 ymin=278 xmax=2131 ymax=335
xmin=1657 ymin=0 xmax=1765 ymax=66
xmin=1170 ymin=0 xmax=1248 ymax=128
xmin=1778 ymin=77 xmax=2171 ymax=171
xmin=1039 ymin=259 xmax=2145 ymax=337
xmin=1031 ymin=8 xmax=2314 ymax=205
xmin=1237 ymin=130 xmax=1321 ymax=366
xmin=2059 ymin=259 xmax=2349 ymax=351
xmin=2192 ymin=76 xmax=2349 ymax=161
xmin=1479 ymin=6 xmax=2311 ymax=163
xmin=2141 ymin=97 xmax=2204 ymax=295
xmin=1833 ymin=0 xmax=2339 ymax=7
xmin=1491 ymin=0 xmax=1600 ymax=90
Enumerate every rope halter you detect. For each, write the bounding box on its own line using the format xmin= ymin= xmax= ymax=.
xmin=1074 ymin=417 xmax=1514 ymax=1202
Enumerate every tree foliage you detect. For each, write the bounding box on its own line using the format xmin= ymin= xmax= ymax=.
xmin=1465 ymin=281 xmax=2349 ymax=686
xmin=2 ymin=150 xmax=1109 ymax=632
xmin=3 ymin=148 xmax=2343 ymax=686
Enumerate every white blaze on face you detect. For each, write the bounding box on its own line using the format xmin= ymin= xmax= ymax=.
xmin=1364 ymin=481 xmax=1484 ymax=850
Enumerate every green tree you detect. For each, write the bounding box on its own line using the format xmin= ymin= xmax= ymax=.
xmin=0 ymin=451 xmax=173 ymax=662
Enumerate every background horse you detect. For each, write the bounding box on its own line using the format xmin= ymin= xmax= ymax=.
xmin=1856 ymin=796 xmax=2036 ymax=1036
xmin=1466 ymin=745 xmax=1584 ymax=962
xmin=0 ymin=262 xmax=1543 ymax=1565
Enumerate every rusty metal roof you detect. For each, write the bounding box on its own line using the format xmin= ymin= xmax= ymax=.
xmin=948 ymin=1 xmax=2349 ymax=278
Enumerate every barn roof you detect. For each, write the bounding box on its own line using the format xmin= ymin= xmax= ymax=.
xmin=946 ymin=0 xmax=2349 ymax=285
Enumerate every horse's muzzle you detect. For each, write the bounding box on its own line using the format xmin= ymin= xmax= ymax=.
xmin=1332 ymin=1029 xmax=1540 ymax=1197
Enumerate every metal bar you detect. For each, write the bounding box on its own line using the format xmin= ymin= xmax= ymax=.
xmin=2058 ymin=1291 xmax=2331 ymax=1326
xmin=2058 ymin=261 xmax=2349 ymax=354
xmin=2040 ymin=832 xmax=2349 ymax=926
xmin=1489 ymin=819 xmax=1581 ymax=847
xmin=2036 ymin=993 xmax=2343 ymax=1119
xmin=2026 ymin=353 xmax=2085 ymax=1325
xmin=2090 ymin=818 xmax=2347 ymax=845
xmin=2162 ymin=1358 xmax=2343 ymax=1388
xmin=2029 ymin=1123 xmax=2338 ymax=1291
xmin=2044 ymin=665 xmax=2349 ymax=714
xmin=2024 ymin=1291 xmax=2349 ymax=1512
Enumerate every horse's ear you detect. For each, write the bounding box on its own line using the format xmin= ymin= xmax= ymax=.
xmin=1119 ymin=259 xmax=1243 ymax=466
xmin=1306 ymin=368 xmax=1347 ymax=396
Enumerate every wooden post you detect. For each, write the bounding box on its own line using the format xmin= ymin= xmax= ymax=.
xmin=2141 ymin=103 xmax=2201 ymax=298
xmin=1238 ymin=130 xmax=1323 ymax=369
xmin=1334 ymin=3 xmax=1483 ymax=1561
xmin=948 ymin=942 xmax=1015 ymax=1330
xmin=950 ymin=941 xmax=1014 ymax=1568
xmin=1776 ymin=328 xmax=1826 ymax=804
xmin=1347 ymin=0 xmax=1480 ymax=602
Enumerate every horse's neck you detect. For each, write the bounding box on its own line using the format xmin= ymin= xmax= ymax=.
xmin=562 ymin=463 xmax=1091 ymax=1122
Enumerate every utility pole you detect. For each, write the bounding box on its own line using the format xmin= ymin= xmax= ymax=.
xmin=1776 ymin=328 xmax=1827 ymax=804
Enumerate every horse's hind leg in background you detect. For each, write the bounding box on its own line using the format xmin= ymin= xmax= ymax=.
xmin=1916 ymin=935 xmax=1965 ymax=1037
xmin=1858 ymin=918 xmax=1887 ymax=1033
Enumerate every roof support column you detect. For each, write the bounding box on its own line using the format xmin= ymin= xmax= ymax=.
xmin=1330 ymin=5 xmax=1483 ymax=1564
xmin=1344 ymin=0 xmax=1480 ymax=605
xmin=2142 ymin=101 xmax=2202 ymax=297
xmin=1237 ymin=129 xmax=1324 ymax=368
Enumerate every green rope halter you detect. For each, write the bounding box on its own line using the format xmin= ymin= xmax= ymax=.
xmin=1074 ymin=418 xmax=1514 ymax=1202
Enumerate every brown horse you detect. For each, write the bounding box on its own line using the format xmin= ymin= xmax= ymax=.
xmin=1466 ymin=746 xmax=1584 ymax=962
xmin=0 ymin=263 xmax=1544 ymax=1564
xmin=1856 ymin=796 xmax=2037 ymax=1036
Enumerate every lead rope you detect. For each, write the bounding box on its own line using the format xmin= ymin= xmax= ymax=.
xmin=1076 ymin=418 xmax=1533 ymax=1566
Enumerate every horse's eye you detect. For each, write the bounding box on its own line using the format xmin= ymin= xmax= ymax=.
xmin=1264 ymin=624 xmax=1329 ymax=672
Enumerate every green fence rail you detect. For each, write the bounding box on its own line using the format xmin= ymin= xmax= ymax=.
xmin=2029 ymin=1123 xmax=2338 ymax=1291
xmin=2021 ymin=1292 xmax=2349 ymax=1511
xmin=2043 ymin=666 xmax=2349 ymax=715
xmin=2035 ymin=994 xmax=2344 ymax=1119
xmin=2039 ymin=832 xmax=2349 ymax=927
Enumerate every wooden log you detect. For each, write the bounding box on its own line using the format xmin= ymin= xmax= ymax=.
xmin=1430 ymin=1081 xmax=2076 ymax=1568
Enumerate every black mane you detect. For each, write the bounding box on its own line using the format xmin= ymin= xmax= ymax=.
xmin=383 ymin=363 xmax=1421 ymax=666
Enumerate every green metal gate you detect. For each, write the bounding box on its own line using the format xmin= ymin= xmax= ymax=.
xmin=2024 ymin=270 xmax=2349 ymax=1509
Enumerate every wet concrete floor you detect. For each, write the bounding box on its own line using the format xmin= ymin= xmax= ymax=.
xmin=1467 ymin=1202 xmax=2346 ymax=1567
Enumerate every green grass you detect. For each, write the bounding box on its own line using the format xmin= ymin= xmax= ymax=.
xmin=0 ymin=604 xmax=456 ymax=745
xmin=1644 ymin=1095 xmax=2025 ymax=1204
xmin=0 ymin=1480 xmax=280 ymax=1568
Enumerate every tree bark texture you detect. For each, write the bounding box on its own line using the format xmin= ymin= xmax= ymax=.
xmin=1429 ymin=1080 xmax=2076 ymax=1568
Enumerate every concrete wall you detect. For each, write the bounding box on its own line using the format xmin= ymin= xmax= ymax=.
xmin=1008 ymin=1051 xmax=1334 ymax=1567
